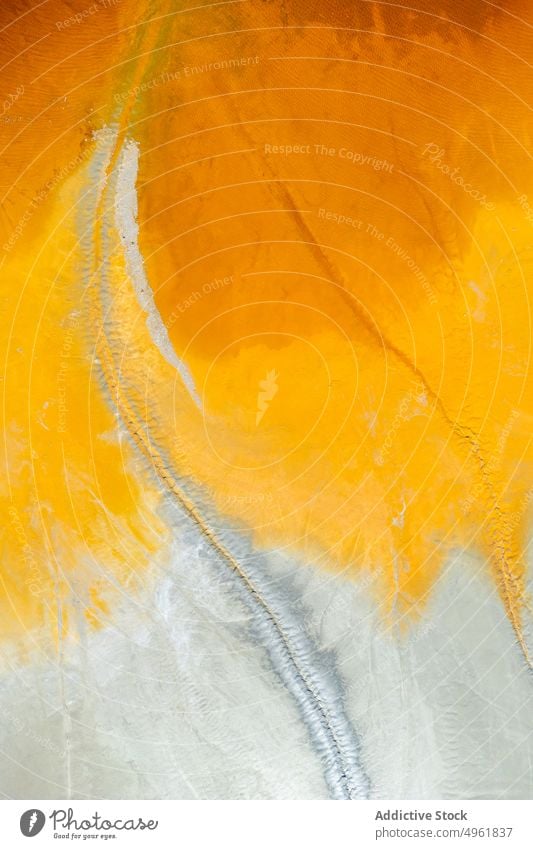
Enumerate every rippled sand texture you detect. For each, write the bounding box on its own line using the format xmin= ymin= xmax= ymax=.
xmin=1 ymin=0 xmax=532 ymax=799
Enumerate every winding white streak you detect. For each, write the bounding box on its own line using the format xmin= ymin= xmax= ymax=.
xmin=102 ymin=132 xmax=370 ymax=799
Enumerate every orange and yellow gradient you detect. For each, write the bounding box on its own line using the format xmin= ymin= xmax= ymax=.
xmin=1 ymin=0 xmax=532 ymax=661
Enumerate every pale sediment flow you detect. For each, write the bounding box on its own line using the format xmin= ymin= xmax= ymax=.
xmin=275 ymin=547 xmax=533 ymax=799
xmin=1 ymin=521 xmax=531 ymax=798
xmin=85 ymin=129 xmax=371 ymax=799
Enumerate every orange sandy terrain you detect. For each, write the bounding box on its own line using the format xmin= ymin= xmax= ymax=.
xmin=1 ymin=0 xmax=532 ymax=659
